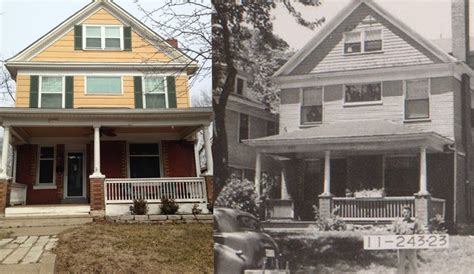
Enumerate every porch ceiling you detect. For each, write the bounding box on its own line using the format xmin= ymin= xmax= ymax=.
xmin=245 ymin=120 xmax=453 ymax=155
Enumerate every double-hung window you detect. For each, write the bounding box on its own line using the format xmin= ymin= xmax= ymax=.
xmin=344 ymin=83 xmax=381 ymax=104
xmin=344 ymin=28 xmax=382 ymax=54
xmin=40 ymin=76 xmax=64 ymax=108
xmin=405 ymin=79 xmax=430 ymax=120
xmin=86 ymin=76 xmax=122 ymax=94
xmin=301 ymin=87 xmax=323 ymax=125
xmin=84 ymin=25 xmax=122 ymax=50
xmin=236 ymin=77 xmax=245 ymax=96
xmin=129 ymin=144 xmax=161 ymax=178
xmin=143 ymin=77 xmax=167 ymax=108
xmin=38 ymin=146 xmax=55 ymax=185
xmin=238 ymin=113 xmax=249 ymax=143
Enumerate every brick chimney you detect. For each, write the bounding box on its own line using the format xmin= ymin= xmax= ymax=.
xmin=166 ymin=38 xmax=178 ymax=48
xmin=452 ymin=0 xmax=470 ymax=62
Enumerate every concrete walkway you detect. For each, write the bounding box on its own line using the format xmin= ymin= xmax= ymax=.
xmin=0 ymin=226 xmax=75 ymax=273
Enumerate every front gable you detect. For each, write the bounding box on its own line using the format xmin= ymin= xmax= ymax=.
xmin=31 ymin=8 xmax=171 ymax=63
xmin=8 ymin=1 xmax=192 ymax=66
xmin=280 ymin=1 xmax=453 ymax=77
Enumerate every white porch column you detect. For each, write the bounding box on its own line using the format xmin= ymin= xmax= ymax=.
xmin=255 ymin=152 xmax=262 ymax=197
xmin=418 ymin=146 xmax=429 ymax=195
xmin=323 ymin=150 xmax=331 ymax=195
xmin=193 ymin=141 xmax=201 ymax=177
xmin=0 ymin=126 xmax=10 ymax=179
xmin=281 ymin=169 xmax=289 ymax=199
xmin=91 ymin=125 xmax=104 ymax=178
xmin=203 ymin=126 xmax=213 ymax=175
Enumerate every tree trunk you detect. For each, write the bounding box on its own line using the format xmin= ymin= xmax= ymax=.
xmin=212 ymin=101 xmax=228 ymax=197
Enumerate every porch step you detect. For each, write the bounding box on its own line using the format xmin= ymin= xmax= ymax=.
xmin=0 ymin=215 xmax=93 ymax=228
xmin=5 ymin=205 xmax=91 ymax=218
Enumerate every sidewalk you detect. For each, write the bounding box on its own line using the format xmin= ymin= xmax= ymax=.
xmin=0 ymin=226 xmax=77 ymax=274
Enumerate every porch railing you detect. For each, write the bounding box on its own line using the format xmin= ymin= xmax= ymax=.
xmin=9 ymin=182 xmax=27 ymax=206
xmin=333 ymin=197 xmax=415 ymax=220
xmin=104 ymin=177 xmax=207 ymax=204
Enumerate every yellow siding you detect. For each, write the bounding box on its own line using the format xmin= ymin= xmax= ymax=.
xmin=15 ymin=75 xmax=190 ymax=109
xmin=16 ymin=75 xmax=30 ymax=108
xmin=74 ymin=76 xmax=135 ymax=108
xmin=82 ymin=8 xmax=122 ymax=25
xmin=176 ymin=76 xmax=190 ymax=108
xmin=31 ymin=8 xmax=171 ymax=63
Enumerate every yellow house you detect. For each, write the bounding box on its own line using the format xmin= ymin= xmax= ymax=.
xmin=0 ymin=0 xmax=213 ymax=219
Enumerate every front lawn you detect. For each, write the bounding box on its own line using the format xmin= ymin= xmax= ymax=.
xmin=270 ymin=230 xmax=474 ymax=273
xmin=54 ymin=223 xmax=213 ymax=273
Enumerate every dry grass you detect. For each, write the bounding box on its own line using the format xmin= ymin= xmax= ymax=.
xmin=54 ymin=223 xmax=213 ymax=273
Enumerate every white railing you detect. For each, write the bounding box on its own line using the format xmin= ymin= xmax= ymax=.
xmin=104 ymin=177 xmax=207 ymax=204
xmin=9 ymin=182 xmax=27 ymax=206
xmin=333 ymin=197 xmax=415 ymax=220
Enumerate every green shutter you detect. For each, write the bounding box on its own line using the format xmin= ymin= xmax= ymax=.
xmin=134 ymin=76 xmax=143 ymax=108
xmin=29 ymin=76 xmax=39 ymax=108
xmin=65 ymin=76 xmax=74 ymax=108
xmin=74 ymin=25 xmax=82 ymax=50
xmin=167 ymin=76 xmax=177 ymax=108
xmin=124 ymin=26 xmax=132 ymax=51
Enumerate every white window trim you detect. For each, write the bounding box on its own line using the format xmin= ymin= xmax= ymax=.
xmin=38 ymin=75 xmax=65 ymax=109
xmin=82 ymin=24 xmax=124 ymax=51
xmin=237 ymin=113 xmax=251 ymax=143
xmin=142 ymin=76 xmax=169 ymax=109
xmin=403 ymin=78 xmax=431 ymax=122
xmin=34 ymin=145 xmax=57 ymax=189
xmin=85 ymin=75 xmax=124 ymax=95
xmin=343 ymin=82 xmax=383 ymax=107
xmin=343 ymin=27 xmax=383 ymax=55
xmin=127 ymin=142 xmax=164 ymax=178
xmin=300 ymin=86 xmax=324 ymax=127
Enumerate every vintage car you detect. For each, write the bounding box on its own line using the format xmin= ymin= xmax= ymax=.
xmin=214 ymin=207 xmax=289 ymax=274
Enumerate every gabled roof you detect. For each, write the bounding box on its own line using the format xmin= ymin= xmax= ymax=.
xmin=6 ymin=0 xmax=196 ymax=71
xmin=274 ymin=0 xmax=457 ymax=77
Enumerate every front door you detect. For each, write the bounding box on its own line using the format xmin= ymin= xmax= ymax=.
xmin=67 ymin=152 xmax=84 ymax=197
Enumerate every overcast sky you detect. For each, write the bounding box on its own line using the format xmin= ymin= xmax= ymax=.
xmin=272 ymin=0 xmax=462 ymax=50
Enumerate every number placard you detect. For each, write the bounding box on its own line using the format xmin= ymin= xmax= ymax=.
xmin=363 ymin=234 xmax=449 ymax=250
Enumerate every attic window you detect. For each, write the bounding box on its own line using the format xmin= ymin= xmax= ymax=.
xmin=344 ymin=28 xmax=382 ymax=54
xmin=83 ymin=25 xmax=123 ymax=50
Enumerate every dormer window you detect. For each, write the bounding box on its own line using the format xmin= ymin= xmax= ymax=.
xmin=344 ymin=28 xmax=382 ymax=54
xmin=83 ymin=25 xmax=123 ymax=50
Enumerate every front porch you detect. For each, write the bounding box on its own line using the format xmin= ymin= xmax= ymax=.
xmin=246 ymin=120 xmax=454 ymax=226
xmin=0 ymin=108 xmax=213 ymax=217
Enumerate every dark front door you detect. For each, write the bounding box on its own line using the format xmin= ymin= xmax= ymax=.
xmin=67 ymin=152 xmax=84 ymax=197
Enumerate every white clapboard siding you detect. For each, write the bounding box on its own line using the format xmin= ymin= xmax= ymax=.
xmin=311 ymin=20 xmax=434 ymax=74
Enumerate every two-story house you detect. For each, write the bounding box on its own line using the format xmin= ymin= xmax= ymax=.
xmin=247 ymin=0 xmax=474 ymax=226
xmin=226 ymin=72 xmax=279 ymax=183
xmin=0 ymin=0 xmax=213 ymax=218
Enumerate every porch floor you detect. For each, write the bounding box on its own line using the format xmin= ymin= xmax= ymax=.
xmin=5 ymin=204 xmax=90 ymax=218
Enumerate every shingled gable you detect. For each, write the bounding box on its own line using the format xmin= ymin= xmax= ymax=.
xmin=274 ymin=0 xmax=457 ymax=77
xmin=6 ymin=0 xmax=195 ymax=68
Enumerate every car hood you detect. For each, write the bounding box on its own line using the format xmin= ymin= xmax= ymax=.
xmin=215 ymin=231 xmax=279 ymax=268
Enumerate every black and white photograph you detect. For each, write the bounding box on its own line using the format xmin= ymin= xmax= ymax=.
xmin=213 ymin=0 xmax=474 ymax=273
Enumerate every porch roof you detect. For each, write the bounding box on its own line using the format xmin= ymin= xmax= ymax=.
xmin=0 ymin=107 xmax=213 ymax=127
xmin=245 ymin=120 xmax=453 ymax=154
